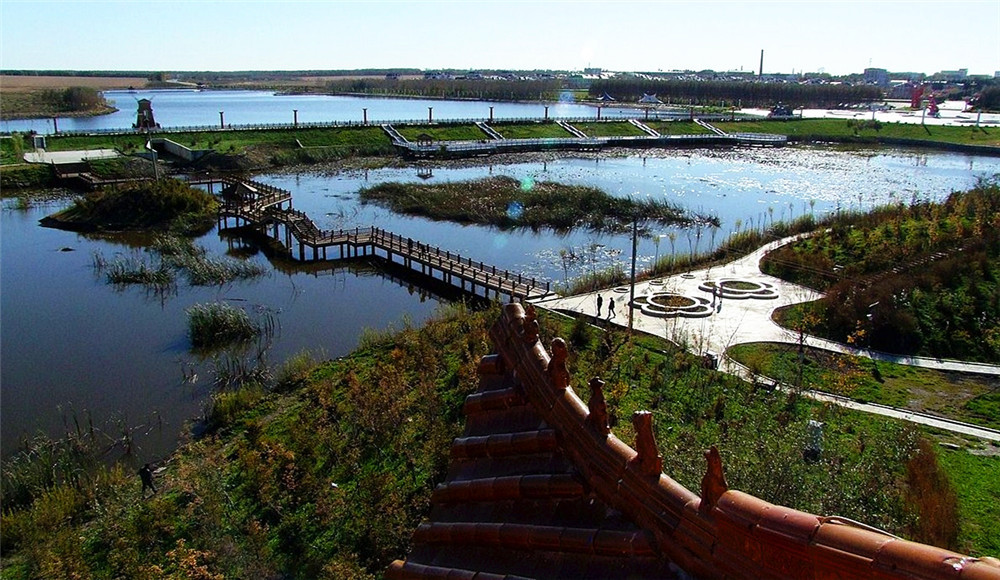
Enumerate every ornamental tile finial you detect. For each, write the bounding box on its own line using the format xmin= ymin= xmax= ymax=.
xmin=699 ymin=445 xmax=729 ymax=513
xmin=547 ymin=338 xmax=570 ymax=391
xmin=629 ymin=411 xmax=662 ymax=477
xmin=523 ymin=304 xmax=539 ymax=343
xmin=587 ymin=377 xmax=610 ymax=435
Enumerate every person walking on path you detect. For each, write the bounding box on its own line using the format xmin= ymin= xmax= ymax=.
xmin=139 ymin=463 xmax=157 ymax=497
xmin=596 ymin=294 xmax=603 ymax=317
xmin=608 ymin=297 xmax=616 ymax=320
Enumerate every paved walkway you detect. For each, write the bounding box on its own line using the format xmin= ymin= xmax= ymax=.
xmin=722 ymin=360 xmax=1000 ymax=443
xmin=534 ymin=235 xmax=1000 ymax=441
xmin=536 ymin=234 xmax=825 ymax=357
xmin=24 ymin=148 xmax=120 ymax=164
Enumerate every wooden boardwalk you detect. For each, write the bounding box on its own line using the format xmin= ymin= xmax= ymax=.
xmin=216 ymin=178 xmax=554 ymax=302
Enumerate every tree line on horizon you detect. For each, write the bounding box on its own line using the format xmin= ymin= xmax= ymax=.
xmin=323 ymin=78 xmax=563 ymax=102
xmin=589 ymin=79 xmax=884 ymax=108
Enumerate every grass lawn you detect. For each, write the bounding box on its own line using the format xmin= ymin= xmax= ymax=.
xmin=726 ymin=342 xmax=1000 ymax=431
xmin=570 ymin=121 xmax=647 ymax=137
xmin=395 ymin=124 xmax=487 ymax=142
xmin=936 ymin=448 xmax=1000 ymax=556
xmin=491 ymin=121 xmax=574 ymax=139
xmin=45 ymin=126 xmax=393 ymax=155
xmin=712 ymin=118 xmax=1000 ymax=147
xmin=644 ymin=120 xmax=716 ymax=135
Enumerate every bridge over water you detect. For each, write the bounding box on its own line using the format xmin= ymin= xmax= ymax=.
xmin=382 ymin=118 xmax=787 ymax=159
xmin=214 ymin=178 xmax=555 ymax=302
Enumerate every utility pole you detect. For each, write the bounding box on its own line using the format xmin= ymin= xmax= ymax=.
xmin=628 ymin=214 xmax=638 ymax=333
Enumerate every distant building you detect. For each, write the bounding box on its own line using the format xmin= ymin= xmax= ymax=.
xmin=938 ymin=68 xmax=968 ymax=81
xmin=863 ymin=67 xmax=890 ymax=86
xmin=583 ymin=67 xmax=602 ymax=75
xmin=133 ymin=99 xmax=159 ymax=130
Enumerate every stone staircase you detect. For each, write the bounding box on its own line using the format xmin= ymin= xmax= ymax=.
xmin=629 ymin=119 xmax=660 ymax=136
xmin=555 ymin=120 xmax=587 ymax=138
xmin=476 ymin=121 xmax=505 ymax=140
xmin=387 ymin=355 xmax=674 ymax=579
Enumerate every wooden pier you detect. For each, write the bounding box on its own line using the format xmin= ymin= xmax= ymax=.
xmin=216 ymin=178 xmax=554 ymax=302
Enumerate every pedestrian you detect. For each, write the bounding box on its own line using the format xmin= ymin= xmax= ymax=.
xmin=608 ymin=297 xmax=616 ymax=320
xmin=138 ymin=463 xmax=157 ymax=497
xmin=596 ymin=294 xmax=603 ymax=317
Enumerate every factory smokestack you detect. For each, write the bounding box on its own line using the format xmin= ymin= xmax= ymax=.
xmin=759 ymin=49 xmax=764 ymax=77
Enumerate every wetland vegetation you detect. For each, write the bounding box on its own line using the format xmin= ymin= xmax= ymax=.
xmin=763 ymin=179 xmax=1000 ymax=363
xmin=358 ymin=175 xmax=712 ymax=233
xmin=3 ymin=303 xmax=987 ymax=578
xmin=41 ymin=178 xmax=219 ymax=234
xmin=3 ymin=97 xmax=1000 ymax=577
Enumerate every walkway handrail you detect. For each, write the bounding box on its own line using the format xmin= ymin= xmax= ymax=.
xmin=487 ymin=303 xmax=999 ymax=579
xmin=220 ymin=181 xmax=550 ymax=298
xmin=41 ymin=113 xmax=742 ymax=138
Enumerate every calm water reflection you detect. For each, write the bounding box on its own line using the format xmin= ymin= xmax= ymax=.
xmin=1 ymin=90 xmax=642 ymax=134
xmin=2 ymin=145 xmax=997 ymax=459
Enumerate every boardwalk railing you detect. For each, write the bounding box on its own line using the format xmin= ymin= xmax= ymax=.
xmin=41 ymin=112 xmax=742 ymax=138
xmin=217 ymin=179 xmax=552 ymax=301
xmin=390 ymin=131 xmax=785 ymax=157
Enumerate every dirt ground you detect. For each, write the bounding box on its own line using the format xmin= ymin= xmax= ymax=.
xmin=0 ymin=75 xmax=150 ymax=92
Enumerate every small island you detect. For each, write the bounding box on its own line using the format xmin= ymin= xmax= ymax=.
xmin=40 ymin=178 xmax=219 ymax=235
xmin=359 ymin=175 xmax=713 ymax=232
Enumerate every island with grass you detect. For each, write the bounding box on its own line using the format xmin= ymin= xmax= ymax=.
xmin=359 ymin=175 xmax=715 ymax=232
xmin=39 ymin=178 xmax=219 ymax=235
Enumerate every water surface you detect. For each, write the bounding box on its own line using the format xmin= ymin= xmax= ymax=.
xmin=2 ymin=145 xmax=997 ymax=459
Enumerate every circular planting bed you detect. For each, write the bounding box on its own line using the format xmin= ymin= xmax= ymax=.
xmin=631 ymin=292 xmax=714 ymax=318
xmin=649 ymin=294 xmax=696 ymax=309
xmin=698 ymin=279 xmax=779 ymax=300
xmin=613 ymin=286 xmax=630 ymax=293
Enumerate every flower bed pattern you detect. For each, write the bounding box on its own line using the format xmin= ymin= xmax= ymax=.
xmin=631 ymin=292 xmax=714 ymax=318
xmin=698 ymin=279 xmax=779 ymax=300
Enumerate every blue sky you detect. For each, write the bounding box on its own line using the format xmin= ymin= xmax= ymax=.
xmin=1 ymin=1 xmax=997 ymax=76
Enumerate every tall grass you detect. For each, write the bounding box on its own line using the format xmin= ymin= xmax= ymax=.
xmin=557 ymin=215 xmax=818 ymax=296
xmin=187 ymin=302 xmax=269 ymax=351
xmin=93 ymin=236 xmax=267 ymax=296
xmin=101 ymin=254 xmax=176 ymax=287
xmin=360 ymin=175 xmax=705 ymax=233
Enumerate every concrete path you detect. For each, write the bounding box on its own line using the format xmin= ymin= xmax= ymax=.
xmin=723 ymin=359 xmax=1000 ymax=443
xmin=24 ymin=148 xmax=120 ymax=164
xmin=534 ymin=234 xmax=1000 ymax=440
xmin=536 ymin=234 xmax=826 ymax=358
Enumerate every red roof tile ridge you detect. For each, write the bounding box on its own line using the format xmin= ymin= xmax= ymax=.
xmin=432 ymin=473 xmax=584 ymax=504
xmin=479 ymin=302 xmax=1000 ymax=580
xmin=411 ymin=521 xmax=656 ymax=557
xmin=449 ymin=430 xmax=559 ymax=461
xmin=386 ymin=560 xmax=535 ymax=580
xmin=463 ymin=387 xmax=526 ymax=415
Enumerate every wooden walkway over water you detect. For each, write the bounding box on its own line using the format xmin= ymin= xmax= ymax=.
xmin=216 ymin=178 xmax=554 ymax=302
xmin=382 ymin=119 xmax=787 ymax=159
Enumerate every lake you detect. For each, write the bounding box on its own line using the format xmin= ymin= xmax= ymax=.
xmin=0 ymin=89 xmax=662 ymax=135
xmin=2 ymin=142 xmax=998 ymax=460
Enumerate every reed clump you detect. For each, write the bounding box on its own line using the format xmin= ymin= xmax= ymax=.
xmin=187 ymin=302 xmax=267 ymax=350
xmin=101 ymin=254 xmax=176 ymax=287
xmin=93 ymin=235 xmax=267 ymax=294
